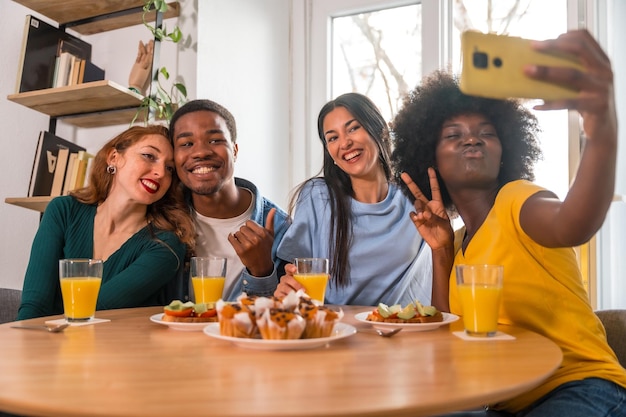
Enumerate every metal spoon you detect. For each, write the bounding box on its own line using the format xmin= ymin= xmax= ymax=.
xmin=11 ymin=323 xmax=70 ymax=333
xmin=376 ymin=328 xmax=402 ymax=337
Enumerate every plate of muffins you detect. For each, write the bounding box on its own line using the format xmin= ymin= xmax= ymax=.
xmin=202 ymin=290 xmax=356 ymax=350
xmin=203 ymin=322 xmax=356 ymax=350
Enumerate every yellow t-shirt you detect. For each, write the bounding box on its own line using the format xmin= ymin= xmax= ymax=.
xmin=449 ymin=180 xmax=626 ymax=412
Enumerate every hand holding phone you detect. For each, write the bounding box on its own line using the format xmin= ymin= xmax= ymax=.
xmin=459 ymin=31 xmax=584 ymax=101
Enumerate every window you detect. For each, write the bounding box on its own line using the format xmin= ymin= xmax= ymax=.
xmin=331 ymin=4 xmax=421 ymax=121
xmin=305 ymin=0 xmax=423 ymax=181
xmin=306 ymin=0 xmax=623 ymax=308
xmin=451 ymin=0 xmax=570 ymax=200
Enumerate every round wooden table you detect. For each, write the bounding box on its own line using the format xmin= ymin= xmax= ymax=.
xmin=0 ymin=305 xmax=562 ymax=417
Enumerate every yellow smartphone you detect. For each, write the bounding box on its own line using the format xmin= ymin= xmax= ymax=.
xmin=459 ymin=31 xmax=584 ymax=101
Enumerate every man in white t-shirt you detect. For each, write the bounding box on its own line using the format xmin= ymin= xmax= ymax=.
xmin=169 ymin=99 xmax=290 ymax=300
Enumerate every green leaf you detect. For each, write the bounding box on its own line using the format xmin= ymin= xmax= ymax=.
xmin=159 ymin=67 xmax=170 ymax=80
xmin=154 ymin=0 xmax=169 ymax=13
xmin=174 ymin=83 xmax=187 ymax=97
xmin=169 ymin=27 xmax=183 ymax=43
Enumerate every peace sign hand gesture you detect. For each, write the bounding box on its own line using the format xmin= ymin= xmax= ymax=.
xmin=401 ymin=168 xmax=454 ymax=312
xmin=400 ymin=168 xmax=454 ymax=251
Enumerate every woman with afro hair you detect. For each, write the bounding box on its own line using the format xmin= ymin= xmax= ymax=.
xmin=391 ymin=30 xmax=626 ymax=417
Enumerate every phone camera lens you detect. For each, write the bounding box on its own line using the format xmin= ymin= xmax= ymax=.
xmin=493 ymin=57 xmax=503 ymax=68
xmin=472 ymin=51 xmax=489 ymax=69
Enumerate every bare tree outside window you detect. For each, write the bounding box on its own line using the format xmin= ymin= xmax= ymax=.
xmin=331 ymin=1 xmax=568 ymax=200
xmin=454 ymin=0 xmax=532 ymax=35
xmin=331 ymin=4 xmax=421 ymax=121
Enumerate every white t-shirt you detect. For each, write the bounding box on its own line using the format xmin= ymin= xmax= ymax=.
xmin=191 ymin=191 xmax=254 ymax=301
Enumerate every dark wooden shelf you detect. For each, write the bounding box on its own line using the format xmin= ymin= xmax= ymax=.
xmin=11 ymin=0 xmax=180 ymax=35
xmin=7 ymin=80 xmax=146 ymax=127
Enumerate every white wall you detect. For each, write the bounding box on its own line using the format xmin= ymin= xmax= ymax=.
xmin=0 ymin=0 xmax=198 ymax=290
xmin=197 ymin=0 xmax=291 ymax=209
xmin=0 ymin=0 xmax=55 ymax=290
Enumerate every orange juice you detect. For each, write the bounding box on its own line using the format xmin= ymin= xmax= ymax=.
xmin=192 ymin=276 xmax=225 ymax=303
xmin=457 ymin=284 xmax=502 ymax=336
xmin=60 ymin=277 xmax=101 ymax=321
xmin=294 ymin=273 xmax=329 ymax=303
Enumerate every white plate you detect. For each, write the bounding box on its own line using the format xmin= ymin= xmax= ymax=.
xmin=150 ymin=313 xmax=215 ymax=332
xmin=354 ymin=311 xmax=459 ymax=332
xmin=203 ymin=322 xmax=357 ymax=350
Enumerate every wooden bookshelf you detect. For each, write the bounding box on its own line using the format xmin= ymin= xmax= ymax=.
xmin=7 ymin=80 xmax=144 ymax=127
xmin=6 ymin=0 xmax=178 ymax=214
xmin=5 ymin=197 xmax=52 ymax=213
xmin=11 ymin=1 xmax=180 ymax=35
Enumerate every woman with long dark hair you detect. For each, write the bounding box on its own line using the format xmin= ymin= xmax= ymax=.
xmin=275 ymin=93 xmax=449 ymax=309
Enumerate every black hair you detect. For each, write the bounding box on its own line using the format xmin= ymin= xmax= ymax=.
xmin=169 ymin=99 xmax=238 ymax=144
xmin=390 ymin=70 xmax=542 ymax=213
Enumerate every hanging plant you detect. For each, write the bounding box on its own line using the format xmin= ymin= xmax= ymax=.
xmin=132 ymin=0 xmax=188 ymax=124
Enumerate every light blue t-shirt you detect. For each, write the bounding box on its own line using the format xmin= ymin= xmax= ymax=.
xmin=277 ymin=179 xmax=432 ymax=306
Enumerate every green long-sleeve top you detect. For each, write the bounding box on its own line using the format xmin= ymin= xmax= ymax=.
xmin=17 ymin=196 xmax=186 ymax=320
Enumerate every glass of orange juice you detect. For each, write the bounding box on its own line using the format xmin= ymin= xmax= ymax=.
xmin=456 ymin=264 xmax=504 ymax=337
xmin=293 ymin=258 xmax=329 ymax=303
xmin=191 ymin=256 xmax=227 ymax=304
xmin=59 ymin=259 xmax=103 ymax=322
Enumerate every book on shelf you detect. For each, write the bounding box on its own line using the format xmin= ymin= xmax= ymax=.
xmin=15 ymin=15 xmax=92 ymax=93
xmin=70 ymin=58 xmax=86 ymax=86
xmin=61 ymin=152 xmax=79 ymax=195
xmin=53 ymin=51 xmax=74 ymax=88
xmin=84 ymin=155 xmax=95 ymax=187
xmin=57 ymin=38 xmax=91 ymax=61
xmin=76 ymin=59 xmax=87 ymax=84
xmin=77 ymin=151 xmax=94 ymax=188
xmin=28 ymin=131 xmax=86 ymax=197
xmin=52 ymin=53 xmax=88 ymax=88
xmin=50 ymin=148 xmax=70 ymax=196
xmin=70 ymin=151 xmax=94 ymax=193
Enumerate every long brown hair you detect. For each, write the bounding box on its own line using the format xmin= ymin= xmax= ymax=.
xmin=71 ymin=125 xmax=195 ymax=250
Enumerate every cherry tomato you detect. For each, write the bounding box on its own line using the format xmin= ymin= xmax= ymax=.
xmin=371 ymin=310 xmax=383 ymax=319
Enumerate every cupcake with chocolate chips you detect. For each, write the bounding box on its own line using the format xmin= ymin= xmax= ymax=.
xmin=216 ymin=300 xmax=257 ymax=338
xmin=257 ymin=308 xmax=306 ymax=340
xmin=299 ymin=303 xmax=344 ymax=339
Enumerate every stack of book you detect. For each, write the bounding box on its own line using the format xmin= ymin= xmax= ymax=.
xmin=52 ymin=40 xmax=105 ymax=88
xmin=28 ymin=131 xmax=94 ymax=198
xmin=16 ymin=15 xmax=105 ymax=93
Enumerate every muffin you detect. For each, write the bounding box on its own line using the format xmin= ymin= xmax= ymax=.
xmin=279 ymin=289 xmax=309 ymax=311
xmin=216 ymin=300 xmax=257 ymax=338
xmin=257 ymin=308 xmax=306 ymax=340
xmin=300 ymin=304 xmax=344 ymax=339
